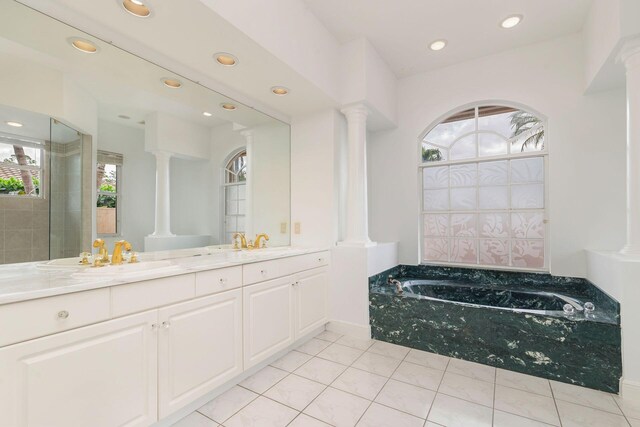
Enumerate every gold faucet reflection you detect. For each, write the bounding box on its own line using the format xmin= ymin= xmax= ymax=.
xmin=233 ymin=233 xmax=248 ymax=249
xmin=111 ymin=240 xmax=132 ymax=265
xmin=92 ymin=239 xmax=109 ymax=266
xmin=253 ymin=233 xmax=269 ymax=249
xmin=232 ymin=233 xmax=269 ymax=250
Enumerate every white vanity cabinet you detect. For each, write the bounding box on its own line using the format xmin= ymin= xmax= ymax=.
xmin=295 ymin=267 xmax=329 ymax=338
xmin=243 ymin=276 xmax=296 ymax=368
xmin=0 ymin=249 xmax=330 ymax=427
xmin=157 ymin=289 xmax=242 ymax=418
xmin=0 ymin=310 xmax=158 ymax=427
xmin=243 ymin=264 xmax=329 ymax=368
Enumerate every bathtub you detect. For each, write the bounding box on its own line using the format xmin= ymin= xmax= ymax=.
xmin=400 ymin=279 xmax=587 ymax=316
xmin=369 ymin=265 xmax=622 ymax=393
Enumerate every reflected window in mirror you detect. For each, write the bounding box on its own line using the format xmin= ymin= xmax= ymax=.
xmin=0 ymin=134 xmax=44 ymax=197
xmin=223 ymin=149 xmax=246 ymax=243
xmin=97 ymin=150 xmax=123 ymax=236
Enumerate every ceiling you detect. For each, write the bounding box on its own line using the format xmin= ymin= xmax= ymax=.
xmin=302 ymin=0 xmax=592 ymax=78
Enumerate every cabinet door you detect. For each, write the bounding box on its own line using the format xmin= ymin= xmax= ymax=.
xmin=158 ymin=290 xmax=243 ymax=418
xmin=0 ymin=310 xmax=158 ymax=427
xmin=295 ymin=267 xmax=329 ymax=338
xmin=243 ymin=276 xmax=294 ymax=368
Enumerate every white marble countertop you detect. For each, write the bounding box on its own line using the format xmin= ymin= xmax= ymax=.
xmin=0 ymin=246 xmax=329 ymax=305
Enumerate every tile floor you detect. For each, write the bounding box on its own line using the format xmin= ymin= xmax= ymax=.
xmin=172 ymin=330 xmax=640 ymax=427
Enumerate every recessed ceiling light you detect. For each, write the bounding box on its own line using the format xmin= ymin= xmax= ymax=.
xmin=122 ymin=0 xmax=151 ymax=17
xmin=118 ymin=115 xmax=130 ymax=120
xmin=220 ymin=103 xmax=237 ymax=111
xmin=214 ymin=52 xmax=238 ymax=67
xmin=162 ymin=78 xmax=182 ymax=89
xmin=203 ymin=111 xmax=212 ymax=117
xmin=429 ymin=39 xmax=447 ymax=51
xmin=5 ymin=121 xmax=23 ymax=128
xmin=501 ymin=15 xmax=523 ymax=29
xmin=68 ymin=37 xmax=99 ymax=53
xmin=271 ymin=86 xmax=289 ymax=96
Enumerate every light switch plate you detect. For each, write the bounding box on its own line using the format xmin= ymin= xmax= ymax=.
xmin=294 ymin=222 xmax=301 ymax=234
xmin=280 ymin=222 xmax=287 ymax=233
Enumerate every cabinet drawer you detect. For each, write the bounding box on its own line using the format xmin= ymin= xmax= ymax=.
xmin=0 ymin=288 xmax=110 ymax=347
xmin=195 ymin=266 xmax=242 ymax=296
xmin=243 ymin=251 xmax=330 ymax=285
xmin=111 ymin=274 xmax=195 ymax=317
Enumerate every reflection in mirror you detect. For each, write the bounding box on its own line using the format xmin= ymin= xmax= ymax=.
xmin=0 ymin=1 xmax=290 ymax=265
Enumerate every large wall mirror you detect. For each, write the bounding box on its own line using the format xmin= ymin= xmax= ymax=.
xmin=0 ymin=0 xmax=291 ymax=264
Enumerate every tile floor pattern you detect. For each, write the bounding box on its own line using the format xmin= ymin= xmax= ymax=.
xmin=172 ymin=330 xmax=640 ymax=427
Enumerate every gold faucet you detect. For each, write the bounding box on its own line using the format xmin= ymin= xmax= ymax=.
xmin=254 ymin=233 xmax=270 ymax=249
xmin=92 ymin=239 xmax=109 ymax=265
xmin=233 ymin=233 xmax=248 ymax=249
xmin=111 ymin=240 xmax=132 ymax=265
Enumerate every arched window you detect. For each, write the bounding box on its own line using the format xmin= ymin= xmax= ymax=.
xmin=420 ymin=104 xmax=547 ymax=270
xmin=223 ymin=149 xmax=246 ymax=243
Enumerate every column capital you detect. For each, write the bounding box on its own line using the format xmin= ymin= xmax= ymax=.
xmin=618 ymin=37 xmax=640 ymax=69
xmin=151 ymin=150 xmax=172 ymax=161
xmin=340 ymin=103 xmax=370 ymax=120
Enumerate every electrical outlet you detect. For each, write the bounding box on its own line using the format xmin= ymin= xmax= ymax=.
xmin=280 ymin=222 xmax=287 ymax=233
xmin=294 ymin=222 xmax=301 ymax=234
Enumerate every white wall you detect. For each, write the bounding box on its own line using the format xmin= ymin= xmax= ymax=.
xmin=368 ymin=34 xmax=627 ymax=278
xmin=291 ymin=109 xmax=345 ymax=247
xmin=97 ymin=120 xmax=155 ymax=250
xmin=251 ymin=122 xmax=291 ymax=246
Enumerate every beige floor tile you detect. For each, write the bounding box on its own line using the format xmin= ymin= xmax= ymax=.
xmin=368 ymin=341 xmax=411 ymax=360
xmin=356 ymin=402 xmax=424 ymax=427
xmin=374 ymin=379 xmax=436 ymax=418
xmin=391 ymin=361 xmax=444 ymax=391
xmin=352 ymin=352 xmax=402 ymax=377
xmin=224 ymin=396 xmax=298 ymax=427
xmin=496 ymin=369 xmax=552 ymax=397
xmin=404 ymin=349 xmax=450 ymax=371
xmin=239 ymin=366 xmax=288 ymax=394
xmin=264 ymin=374 xmax=326 ymax=411
xmin=317 ymin=343 xmax=364 ymax=366
xmin=494 ymin=385 xmax=560 ymax=426
xmin=197 ymin=386 xmax=258 ymax=423
xmin=556 ymin=400 xmax=630 ymax=427
xmin=304 ymin=387 xmax=370 ymax=427
xmin=446 ymin=358 xmax=496 ymax=383
xmin=331 ymin=367 xmax=388 ymax=400
xmin=551 ymin=380 xmax=621 ymax=414
xmin=427 ymin=393 xmax=493 ymax=427
xmin=438 ymin=371 xmax=494 ymax=407
xmin=295 ymin=357 xmax=347 ymax=385
xmin=270 ymin=351 xmax=312 ymax=372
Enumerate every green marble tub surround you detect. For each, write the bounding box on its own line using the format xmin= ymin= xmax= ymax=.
xmin=369 ymin=264 xmax=622 ymax=393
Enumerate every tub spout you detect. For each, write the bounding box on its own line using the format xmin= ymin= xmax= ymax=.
xmin=387 ymin=277 xmax=403 ymax=295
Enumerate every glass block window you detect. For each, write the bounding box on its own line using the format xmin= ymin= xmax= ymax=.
xmin=421 ymin=105 xmax=547 ymax=270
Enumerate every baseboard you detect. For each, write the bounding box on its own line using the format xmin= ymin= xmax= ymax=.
xmin=325 ymin=320 xmax=371 ymax=339
xmin=621 ymin=379 xmax=640 ymax=400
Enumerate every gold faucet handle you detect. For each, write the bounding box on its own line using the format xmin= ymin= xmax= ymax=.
xmin=129 ymin=252 xmax=138 ymax=264
xmin=79 ymin=252 xmax=91 ymax=265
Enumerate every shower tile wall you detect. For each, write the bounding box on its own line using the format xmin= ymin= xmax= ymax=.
xmin=0 ymin=196 xmax=49 ymax=264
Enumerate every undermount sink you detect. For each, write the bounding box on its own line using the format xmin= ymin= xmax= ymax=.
xmin=71 ymin=260 xmax=181 ymax=280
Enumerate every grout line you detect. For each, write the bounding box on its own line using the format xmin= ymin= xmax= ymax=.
xmin=425 ymin=356 xmax=451 ymax=423
xmin=548 ymin=383 xmax=564 ymax=427
xmin=351 ymin=346 xmax=411 ymax=426
xmin=612 ymin=396 xmax=635 ymax=426
xmin=492 ymin=366 xmax=497 ymax=426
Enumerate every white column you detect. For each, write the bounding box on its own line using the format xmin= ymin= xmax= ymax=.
xmin=240 ymin=130 xmax=254 ymax=239
xmin=151 ymin=151 xmax=174 ymax=237
xmin=620 ymin=40 xmax=640 ymax=255
xmin=339 ymin=104 xmax=376 ymax=247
